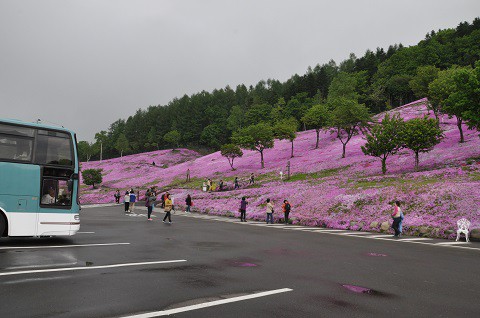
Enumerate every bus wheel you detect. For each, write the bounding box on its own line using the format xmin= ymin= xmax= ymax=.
xmin=0 ymin=214 xmax=5 ymax=237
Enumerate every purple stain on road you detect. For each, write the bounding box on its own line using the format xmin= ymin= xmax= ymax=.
xmin=234 ymin=262 xmax=257 ymax=267
xmin=367 ymin=252 xmax=387 ymax=257
xmin=342 ymin=284 xmax=372 ymax=294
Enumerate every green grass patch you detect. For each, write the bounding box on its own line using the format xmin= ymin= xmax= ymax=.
xmin=285 ymin=167 xmax=346 ymax=183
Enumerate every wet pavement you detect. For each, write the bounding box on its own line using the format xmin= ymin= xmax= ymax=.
xmin=1 ymin=205 xmax=479 ymax=317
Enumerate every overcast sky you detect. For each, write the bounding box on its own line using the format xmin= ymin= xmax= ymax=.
xmin=1 ymin=0 xmax=479 ymax=142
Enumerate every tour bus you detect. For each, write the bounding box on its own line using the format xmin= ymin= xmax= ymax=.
xmin=0 ymin=119 xmax=80 ymax=237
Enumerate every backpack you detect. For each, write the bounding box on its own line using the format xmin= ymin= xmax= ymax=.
xmin=285 ymin=203 xmax=291 ymax=212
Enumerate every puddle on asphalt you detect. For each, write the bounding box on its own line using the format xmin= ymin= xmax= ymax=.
xmin=341 ymin=284 xmax=392 ymax=297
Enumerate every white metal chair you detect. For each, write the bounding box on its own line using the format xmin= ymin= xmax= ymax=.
xmin=456 ymin=218 xmax=470 ymax=242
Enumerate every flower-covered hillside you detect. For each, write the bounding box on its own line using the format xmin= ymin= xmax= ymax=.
xmin=80 ymin=99 xmax=480 ymax=239
xmin=80 ymin=149 xmax=202 ymax=203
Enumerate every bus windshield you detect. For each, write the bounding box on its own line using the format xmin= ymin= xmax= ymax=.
xmin=36 ymin=130 xmax=74 ymax=166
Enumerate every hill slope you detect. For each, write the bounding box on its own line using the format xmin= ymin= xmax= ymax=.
xmin=80 ymin=99 xmax=480 ymax=239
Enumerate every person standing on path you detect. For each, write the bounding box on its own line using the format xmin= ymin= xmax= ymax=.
xmin=185 ymin=194 xmax=192 ymax=213
xmin=249 ymin=173 xmax=255 ymax=184
xmin=114 ymin=190 xmax=121 ymax=203
xmin=146 ymin=191 xmax=156 ymax=221
xmin=129 ymin=190 xmax=136 ymax=213
xmin=124 ymin=191 xmax=130 ymax=213
xmin=163 ymin=194 xmax=173 ymax=223
xmin=391 ymin=201 xmax=402 ymax=237
xmin=239 ymin=197 xmax=248 ymax=222
xmin=282 ymin=200 xmax=291 ymax=224
xmin=266 ymin=198 xmax=274 ymax=224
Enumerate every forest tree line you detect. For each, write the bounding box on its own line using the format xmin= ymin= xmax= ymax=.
xmin=78 ymin=18 xmax=480 ymax=162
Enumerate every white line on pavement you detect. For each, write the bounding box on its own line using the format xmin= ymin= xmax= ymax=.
xmin=77 ymin=232 xmax=95 ymax=234
xmin=398 ymin=237 xmax=433 ymax=241
xmin=120 ymin=288 xmax=293 ymax=318
xmin=0 ymin=243 xmax=130 ymax=250
xmin=0 ymin=260 xmax=187 ymax=277
xmin=435 ymin=241 xmax=470 ymax=245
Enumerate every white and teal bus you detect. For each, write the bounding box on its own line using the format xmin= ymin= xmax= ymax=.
xmin=0 ymin=119 xmax=80 ymax=237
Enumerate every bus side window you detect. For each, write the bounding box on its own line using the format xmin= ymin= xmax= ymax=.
xmin=58 ymin=180 xmax=71 ymax=205
xmin=41 ymin=180 xmax=57 ymax=205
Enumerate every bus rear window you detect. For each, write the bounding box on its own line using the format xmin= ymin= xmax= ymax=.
xmin=0 ymin=124 xmax=35 ymax=137
xmin=36 ymin=134 xmax=73 ymax=166
xmin=0 ymin=134 xmax=33 ymax=162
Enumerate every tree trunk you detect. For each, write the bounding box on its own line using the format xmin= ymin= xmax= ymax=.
xmin=315 ymin=129 xmax=320 ymax=149
xmin=291 ymin=140 xmax=294 ymax=158
xmin=342 ymin=143 xmax=346 ymax=158
xmin=228 ymin=158 xmax=235 ymax=171
xmin=457 ymin=117 xmax=464 ymax=143
xmin=415 ymin=151 xmax=419 ymax=170
xmin=260 ymin=150 xmax=265 ymax=168
xmin=381 ymin=157 xmax=387 ymax=174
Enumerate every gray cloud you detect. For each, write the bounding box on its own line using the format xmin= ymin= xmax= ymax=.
xmin=1 ymin=0 xmax=479 ymax=141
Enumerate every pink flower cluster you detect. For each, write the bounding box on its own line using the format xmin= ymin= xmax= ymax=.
xmin=80 ymin=99 xmax=480 ymax=238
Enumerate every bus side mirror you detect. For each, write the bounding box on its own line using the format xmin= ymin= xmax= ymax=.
xmin=71 ymin=173 xmax=79 ymax=180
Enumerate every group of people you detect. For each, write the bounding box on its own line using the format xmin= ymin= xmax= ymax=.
xmin=202 ymin=174 xmax=255 ymax=192
xmin=114 ymin=186 xmax=404 ymax=237
xmin=114 ymin=188 xmax=179 ymax=223
xmin=239 ymin=197 xmax=292 ymax=224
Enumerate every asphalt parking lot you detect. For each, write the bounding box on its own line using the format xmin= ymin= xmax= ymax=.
xmin=1 ymin=204 xmax=479 ymax=318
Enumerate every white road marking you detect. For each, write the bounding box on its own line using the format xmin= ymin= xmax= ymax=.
xmin=0 ymin=260 xmax=187 ymax=277
xmin=120 ymin=288 xmax=293 ymax=318
xmin=398 ymin=237 xmax=432 ymax=241
xmin=0 ymin=243 xmax=130 ymax=250
xmin=436 ymin=241 xmax=470 ymax=245
xmin=77 ymin=232 xmax=95 ymax=234
xmin=181 ymin=213 xmax=480 ymax=251
xmin=368 ymin=235 xmax=396 ymax=238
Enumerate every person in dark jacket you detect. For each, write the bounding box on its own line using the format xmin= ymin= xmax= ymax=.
xmin=239 ymin=197 xmax=248 ymax=222
xmin=185 ymin=194 xmax=192 ymax=213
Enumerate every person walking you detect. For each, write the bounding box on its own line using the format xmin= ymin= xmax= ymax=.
xmin=163 ymin=194 xmax=173 ymax=223
xmin=146 ymin=191 xmax=156 ymax=221
xmin=391 ymin=201 xmax=402 ymax=237
xmin=185 ymin=194 xmax=192 ymax=213
xmin=123 ymin=191 xmax=130 ymax=213
xmin=266 ymin=198 xmax=274 ymax=224
xmin=282 ymin=199 xmax=291 ymax=224
xmin=219 ymin=179 xmax=224 ymax=191
xmin=129 ymin=190 xmax=136 ymax=213
xmin=239 ymin=197 xmax=248 ymax=222
xmin=249 ymin=173 xmax=255 ymax=184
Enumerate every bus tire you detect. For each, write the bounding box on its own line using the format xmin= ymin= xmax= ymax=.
xmin=0 ymin=214 xmax=6 ymax=237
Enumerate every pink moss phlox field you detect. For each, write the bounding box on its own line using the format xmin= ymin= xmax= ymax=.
xmin=80 ymin=99 xmax=480 ymax=239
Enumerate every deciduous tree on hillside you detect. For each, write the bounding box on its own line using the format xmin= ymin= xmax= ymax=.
xmin=273 ymin=118 xmax=298 ymax=158
xmin=220 ymin=144 xmax=243 ymax=170
xmin=428 ymin=66 xmax=476 ymax=143
xmin=400 ymin=116 xmax=444 ymax=170
xmin=329 ymin=98 xmax=371 ymax=158
xmin=232 ymin=123 xmax=274 ymax=168
xmin=82 ymin=169 xmax=103 ymax=189
xmin=301 ymin=104 xmax=331 ymax=149
xmin=361 ymin=113 xmax=404 ymax=174
xmin=115 ymin=133 xmax=131 ymax=158
xmin=164 ymin=130 xmax=181 ymax=150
